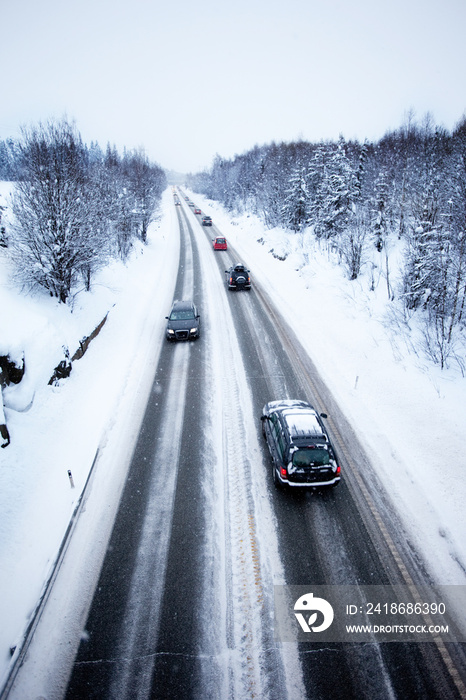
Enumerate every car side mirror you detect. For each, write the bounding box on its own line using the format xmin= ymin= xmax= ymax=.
xmin=165 ymin=316 xmax=169 ymax=320
xmin=320 ymin=412 xmax=328 ymax=419
xmin=260 ymin=415 xmax=269 ymax=421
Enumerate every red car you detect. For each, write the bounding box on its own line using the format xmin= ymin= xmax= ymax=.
xmin=213 ymin=236 xmax=227 ymax=250
xmin=194 ymin=208 xmax=201 ymax=214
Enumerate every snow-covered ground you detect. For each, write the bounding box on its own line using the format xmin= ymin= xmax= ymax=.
xmin=1 ymin=182 xmax=465 ymax=691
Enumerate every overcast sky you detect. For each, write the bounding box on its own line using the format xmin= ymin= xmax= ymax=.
xmin=1 ymin=0 xmax=465 ymax=173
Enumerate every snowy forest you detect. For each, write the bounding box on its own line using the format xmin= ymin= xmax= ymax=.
xmin=187 ymin=113 xmax=466 ymax=370
xmin=0 ymin=119 xmax=167 ymax=305
xmin=2 ymin=113 xmax=466 ymax=370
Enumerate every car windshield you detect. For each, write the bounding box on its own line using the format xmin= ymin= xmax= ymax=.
xmin=292 ymin=447 xmax=329 ymax=468
xmin=216 ymin=238 xmax=225 ymax=244
xmin=170 ymin=310 xmax=194 ymax=320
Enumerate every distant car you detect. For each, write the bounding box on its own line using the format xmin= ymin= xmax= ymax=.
xmin=202 ymin=216 xmax=212 ymax=226
xmin=213 ymin=236 xmax=227 ymax=250
xmin=261 ymin=400 xmax=341 ymax=488
xmin=194 ymin=207 xmax=201 ymax=214
xmin=175 ymin=200 xmax=181 ymax=206
xmin=188 ymin=201 xmax=194 ymax=207
xmin=165 ymin=300 xmax=200 ymax=341
xmin=225 ymin=263 xmax=251 ymax=290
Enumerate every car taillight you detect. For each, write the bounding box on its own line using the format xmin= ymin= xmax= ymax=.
xmin=336 ymin=465 xmax=341 ymax=474
xmin=280 ymin=467 xmax=287 ymax=477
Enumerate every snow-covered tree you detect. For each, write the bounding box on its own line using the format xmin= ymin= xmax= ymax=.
xmin=122 ymin=149 xmax=166 ymax=243
xmin=370 ymin=169 xmax=395 ymax=298
xmin=339 ymin=219 xmax=367 ymax=281
xmin=255 ymin=145 xmax=288 ymax=228
xmin=307 ymin=144 xmax=329 ymax=234
xmin=372 ymin=169 xmax=390 ymax=252
xmin=403 ymin=121 xmax=448 ymax=310
xmin=318 ymin=137 xmax=355 ymax=239
xmin=9 ymin=119 xmax=106 ymax=303
xmin=281 ymin=165 xmax=310 ymax=232
xmin=447 ymin=117 xmax=466 ymax=338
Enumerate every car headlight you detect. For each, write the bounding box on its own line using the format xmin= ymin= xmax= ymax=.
xmin=190 ymin=327 xmax=198 ymax=334
xmin=168 ymin=329 xmax=175 ymax=334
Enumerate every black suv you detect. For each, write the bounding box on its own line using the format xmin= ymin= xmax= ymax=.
xmin=261 ymin=400 xmax=341 ymax=488
xmin=202 ymin=216 xmax=212 ymax=226
xmin=165 ymin=300 xmax=200 ymax=341
xmin=225 ymin=263 xmax=251 ymax=290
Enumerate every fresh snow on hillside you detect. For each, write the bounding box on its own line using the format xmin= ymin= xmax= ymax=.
xmin=0 ymin=183 xmax=465 ymax=690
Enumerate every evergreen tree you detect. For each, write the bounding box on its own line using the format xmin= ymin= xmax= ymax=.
xmin=307 ymin=144 xmax=329 ymax=235
xmin=319 ymin=137 xmax=355 ymax=238
xmin=281 ymin=165 xmax=310 ymax=232
xmin=0 ymin=138 xmax=19 ymax=180
xmin=372 ymin=169 xmax=389 ymax=252
xmin=403 ymin=121 xmax=447 ymax=310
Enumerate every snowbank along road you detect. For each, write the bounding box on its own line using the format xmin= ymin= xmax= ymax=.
xmin=7 ymin=191 xmax=466 ymax=700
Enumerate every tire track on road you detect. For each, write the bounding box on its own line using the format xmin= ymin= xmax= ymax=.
xmin=191 ymin=213 xmax=306 ymax=700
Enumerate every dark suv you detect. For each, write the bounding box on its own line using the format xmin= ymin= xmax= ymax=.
xmin=261 ymin=400 xmax=341 ymax=488
xmin=165 ymin=300 xmax=200 ymax=341
xmin=225 ymin=263 xmax=251 ymax=290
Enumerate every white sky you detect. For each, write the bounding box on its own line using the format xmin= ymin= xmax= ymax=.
xmin=1 ymin=0 xmax=465 ymax=173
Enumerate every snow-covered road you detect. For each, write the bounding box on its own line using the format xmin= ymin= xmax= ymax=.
xmin=1 ymin=186 xmax=466 ymax=699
